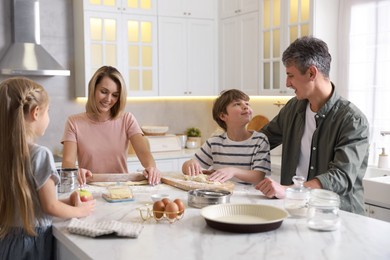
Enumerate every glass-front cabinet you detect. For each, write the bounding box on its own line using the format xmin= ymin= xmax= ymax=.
xmin=74 ymin=0 xmax=158 ymax=97
xmin=260 ymin=0 xmax=311 ymax=95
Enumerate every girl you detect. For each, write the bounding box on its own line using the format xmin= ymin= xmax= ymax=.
xmin=0 ymin=77 xmax=95 ymax=259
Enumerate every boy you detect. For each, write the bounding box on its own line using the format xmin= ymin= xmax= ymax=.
xmin=182 ymin=89 xmax=271 ymax=184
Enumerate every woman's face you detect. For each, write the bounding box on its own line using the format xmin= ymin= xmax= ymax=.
xmin=94 ymin=76 xmax=120 ymax=114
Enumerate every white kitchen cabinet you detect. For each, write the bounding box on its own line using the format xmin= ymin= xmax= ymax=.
xmin=127 ymin=154 xmax=193 ymax=173
xmin=365 ymin=203 xmax=390 ymax=223
xmin=220 ymin=0 xmax=259 ymax=19
xmin=157 ymin=0 xmax=215 ymax=19
xmin=259 ymin=0 xmax=339 ymax=95
xmin=81 ymin=0 xmax=156 ymax=15
xmin=73 ymin=0 xmax=158 ymax=97
xmin=158 ymin=17 xmax=216 ymax=96
xmin=220 ymin=12 xmax=259 ymax=95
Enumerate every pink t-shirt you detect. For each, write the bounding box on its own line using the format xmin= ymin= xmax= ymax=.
xmin=61 ymin=112 xmax=143 ymax=173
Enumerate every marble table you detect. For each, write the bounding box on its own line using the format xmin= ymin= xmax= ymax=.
xmin=53 ymin=174 xmax=390 ymax=260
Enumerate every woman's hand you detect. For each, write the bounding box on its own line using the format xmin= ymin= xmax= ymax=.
xmin=143 ymin=166 xmax=161 ymax=185
xmin=77 ymin=168 xmax=93 ymax=187
xmin=255 ymin=178 xmax=286 ymax=199
xmin=182 ymin=159 xmax=202 ymax=176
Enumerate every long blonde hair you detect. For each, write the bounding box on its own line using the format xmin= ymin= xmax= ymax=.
xmin=86 ymin=66 xmax=127 ymax=119
xmin=0 ymin=77 xmax=49 ymax=238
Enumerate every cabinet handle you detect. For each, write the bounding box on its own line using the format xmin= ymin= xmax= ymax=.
xmin=370 ymin=210 xmax=375 ymax=214
xmin=188 ymin=12 xmax=191 ymax=16
xmin=184 ymin=12 xmax=187 ymax=15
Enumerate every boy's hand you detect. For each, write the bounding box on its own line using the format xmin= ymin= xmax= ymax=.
xmin=184 ymin=159 xmax=202 ymax=176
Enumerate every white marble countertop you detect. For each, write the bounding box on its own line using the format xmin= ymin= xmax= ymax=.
xmin=53 ymin=173 xmax=390 ymax=260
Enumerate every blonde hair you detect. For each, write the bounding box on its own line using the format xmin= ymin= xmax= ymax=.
xmin=0 ymin=77 xmax=49 ymax=238
xmin=85 ymin=66 xmax=127 ymax=119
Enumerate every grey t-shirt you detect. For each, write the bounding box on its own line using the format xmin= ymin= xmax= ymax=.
xmin=13 ymin=144 xmax=60 ymax=227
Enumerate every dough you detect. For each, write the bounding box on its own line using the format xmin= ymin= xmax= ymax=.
xmin=184 ymin=174 xmax=221 ymax=184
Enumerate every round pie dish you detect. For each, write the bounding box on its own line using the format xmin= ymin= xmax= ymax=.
xmin=201 ymin=204 xmax=288 ymax=233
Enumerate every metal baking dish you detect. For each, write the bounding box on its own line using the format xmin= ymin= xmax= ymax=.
xmin=188 ymin=189 xmax=231 ymax=208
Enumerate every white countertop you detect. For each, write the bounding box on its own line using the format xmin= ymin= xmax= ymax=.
xmin=53 ymin=173 xmax=390 ymax=260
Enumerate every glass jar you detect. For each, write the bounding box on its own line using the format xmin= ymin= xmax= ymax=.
xmin=284 ymin=176 xmax=310 ymax=218
xmin=307 ymin=189 xmax=341 ymax=231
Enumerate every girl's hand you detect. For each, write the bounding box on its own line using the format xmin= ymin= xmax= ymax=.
xmin=70 ymin=191 xmax=96 ymax=217
xmin=143 ymin=167 xmax=161 ymax=185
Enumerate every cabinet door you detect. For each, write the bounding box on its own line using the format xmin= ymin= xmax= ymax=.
xmin=122 ymin=14 xmax=159 ymax=96
xmin=158 ymin=17 xmax=187 ymax=96
xmin=220 ymin=17 xmax=240 ymax=91
xmin=158 ymin=0 xmax=215 ymax=19
xmin=158 ymin=17 xmax=216 ymax=96
xmin=260 ymin=0 xmax=311 ymax=95
xmin=220 ymin=0 xmax=258 ymax=18
xmin=220 ymin=12 xmax=258 ymax=94
xmin=366 ymin=204 xmax=390 ymax=222
xmin=83 ymin=0 xmax=156 ymax=14
xmin=187 ymin=19 xmax=216 ymax=96
xmin=240 ymin=12 xmax=259 ymax=95
xmin=77 ymin=11 xmax=122 ymax=97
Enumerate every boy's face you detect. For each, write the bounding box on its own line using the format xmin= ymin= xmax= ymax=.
xmin=220 ymin=99 xmax=253 ymax=128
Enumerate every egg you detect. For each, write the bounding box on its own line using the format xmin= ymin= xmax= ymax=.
xmin=173 ymin=199 xmax=185 ymax=216
xmin=161 ymin=198 xmax=171 ymax=206
xmin=153 ymin=201 xmax=165 ymax=219
xmin=165 ymin=202 xmax=179 ymax=219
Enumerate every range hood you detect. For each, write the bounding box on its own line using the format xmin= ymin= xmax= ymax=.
xmin=0 ymin=0 xmax=70 ymax=76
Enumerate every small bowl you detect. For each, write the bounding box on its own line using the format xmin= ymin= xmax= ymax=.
xmin=186 ymin=140 xmax=197 ymax=149
xmin=188 ymin=189 xmax=231 ymax=208
xmin=151 ymin=194 xmax=170 ymax=202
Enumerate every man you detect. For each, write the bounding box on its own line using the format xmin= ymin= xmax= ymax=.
xmin=256 ymin=36 xmax=369 ymax=215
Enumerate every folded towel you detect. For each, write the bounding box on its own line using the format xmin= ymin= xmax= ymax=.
xmin=67 ymin=218 xmax=143 ymax=238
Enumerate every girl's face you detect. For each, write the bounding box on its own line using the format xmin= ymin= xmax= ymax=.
xmin=94 ymin=76 xmax=120 ymax=115
xmin=35 ymin=105 xmax=50 ymax=137
xmin=221 ymin=99 xmax=253 ymax=127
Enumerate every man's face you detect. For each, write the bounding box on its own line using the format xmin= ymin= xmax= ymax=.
xmin=285 ymin=65 xmax=313 ymax=100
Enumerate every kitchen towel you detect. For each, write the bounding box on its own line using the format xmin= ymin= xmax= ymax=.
xmin=67 ymin=218 xmax=143 ymax=238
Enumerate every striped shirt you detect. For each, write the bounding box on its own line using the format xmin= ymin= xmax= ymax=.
xmin=194 ymin=131 xmax=271 ymax=175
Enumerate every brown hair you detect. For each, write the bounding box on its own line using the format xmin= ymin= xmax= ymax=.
xmin=85 ymin=66 xmax=127 ymax=119
xmin=0 ymin=77 xmax=49 ymax=238
xmin=212 ymin=89 xmax=250 ymax=131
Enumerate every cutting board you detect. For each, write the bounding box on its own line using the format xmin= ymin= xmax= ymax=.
xmin=161 ymin=174 xmax=235 ymax=192
xmin=86 ymin=173 xmax=147 ymax=183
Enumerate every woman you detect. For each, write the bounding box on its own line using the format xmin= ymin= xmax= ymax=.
xmin=61 ymin=66 xmax=160 ymax=185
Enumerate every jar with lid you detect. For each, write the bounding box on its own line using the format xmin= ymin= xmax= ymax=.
xmin=284 ymin=176 xmax=310 ymax=218
xmin=307 ymin=189 xmax=340 ymax=231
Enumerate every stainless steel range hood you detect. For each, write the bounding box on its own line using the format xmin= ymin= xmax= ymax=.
xmin=0 ymin=0 xmax=70 ymax=76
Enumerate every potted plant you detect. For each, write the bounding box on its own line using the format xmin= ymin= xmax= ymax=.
xmin=186 ymin=127 xmax=202 ymax=148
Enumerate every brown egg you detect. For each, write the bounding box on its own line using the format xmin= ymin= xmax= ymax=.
xmin=153 ymin=201 xmax=165 ymax=219
xmin=165 ymin=202 xmax=179 ymax=219
xmin=173 ymin=199 xmax=185 ymax=216
xmin=161 ymin=198 xmax=171 ymax=206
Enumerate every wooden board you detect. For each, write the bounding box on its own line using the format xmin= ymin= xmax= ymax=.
xmin=161 ymin=174 xmax=235 ymax=192
xmin=86 ymin=173 xmax=147 ymax=183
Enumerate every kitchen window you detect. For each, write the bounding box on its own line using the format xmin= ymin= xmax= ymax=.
xmin=338 ymin=0 xmax=390 ymax=164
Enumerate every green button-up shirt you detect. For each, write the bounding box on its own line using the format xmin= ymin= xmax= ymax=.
xmin=261 ymin=86 xmax=369 ymax=214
